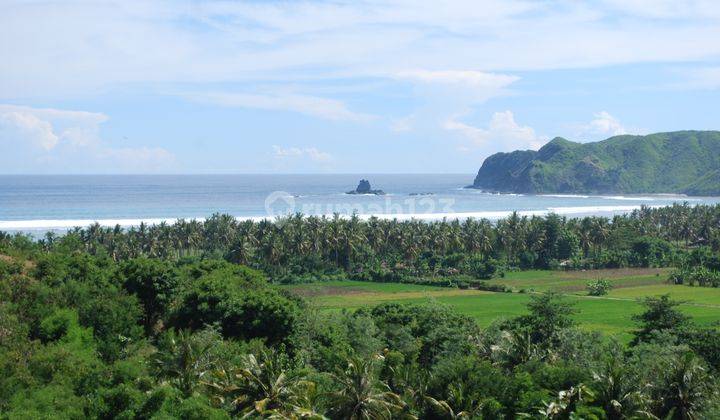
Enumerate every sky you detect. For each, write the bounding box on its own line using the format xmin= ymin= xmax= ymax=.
xmin=1 ymin=0 xmax=720 ymax=174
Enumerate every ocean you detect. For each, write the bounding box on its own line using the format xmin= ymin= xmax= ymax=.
xmin=1 ymin=174 xmax=719 ymax=233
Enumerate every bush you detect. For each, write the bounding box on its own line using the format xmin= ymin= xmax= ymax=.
xmin=0 ymin=259 xmax=23 ymax=279
xmin=171 ymin=265 xmax=302 ymax=346
xmin=273 ymin=272 xmax=347 ymax=284
xmin=38 ymin=309 xmax=77 ymax=343
xmin=685 ymin=247 xmax=720 ymax=271
xmin=466 ymin=257 xmax=503 ymax=279
xmin=586 ymin=279 xmax=612 ymax=296
xmin=630 ymin=237 xmax=676 ymax=268
xmin=670 ymin=266 xmax=720 ymax=287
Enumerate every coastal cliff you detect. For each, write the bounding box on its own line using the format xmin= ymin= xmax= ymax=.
xmin=471 ymin=131 xmax=720 ymax=195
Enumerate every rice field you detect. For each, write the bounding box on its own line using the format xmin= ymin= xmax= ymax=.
xmin=283 ymin=268 xmax=720 ymax=341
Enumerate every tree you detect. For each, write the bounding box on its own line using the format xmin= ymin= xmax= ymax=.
xmin=327 ymin=356 xmax=404 ymax=420
xmin=427 ymin=355 xmax=502 ymax=415
xmin=512 ymin=292 xmax=576 ymax=347
xmin=76 ymin=288 xmax=144 ymax=361
xmin=3 ymin=384 xmax=87 ymax=419
xmin=171 ymin=265 xmax=301 ymax=346
xmin=118 ymin=257 xmax=178 ymax=333
xmin=540 ymin=384 xmax=594 ymax=420
xmin=490 ymin=329 xmax=543 ymax=367
xmin=154 ymin=328 xmax=222 ymax=396
xmin=368 ymin=302 xmax=479 ymax=368
xmin=657 ymin=353 xmax=711 ymax=420
xmin=632 ymin=295 xmax=690 ymax=344
xmin=203 ymin=351 xmax=318 ymax=418
xmin=591 ymin=350 xmax=649 ymax=420
xmin=425 ymin=396 xmax=476 ymax=420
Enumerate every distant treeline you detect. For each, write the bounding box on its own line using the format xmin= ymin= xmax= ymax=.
xmin=2 ymin=203 xmax=720 ymax=283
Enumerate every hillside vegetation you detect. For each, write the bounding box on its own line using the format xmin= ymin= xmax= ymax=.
xmin=3 ymin=239 xmax=720 ymax=418
xmin=3 ymin=204 xmax=720 ymax=418
xmin=472 ymin=130 xmax=720 ymax=194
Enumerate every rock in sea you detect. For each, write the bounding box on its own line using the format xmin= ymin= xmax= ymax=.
xmin=346 ymin=179 xmax=385 ymax=195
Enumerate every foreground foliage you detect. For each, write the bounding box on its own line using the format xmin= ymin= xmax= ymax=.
xmin=1 ymin=242 xmax=720 ymax=418
xmin=1 ymin=206 xmax=720 ymax=418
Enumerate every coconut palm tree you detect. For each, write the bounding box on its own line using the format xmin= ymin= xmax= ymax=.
xmin=490 ymin=328 xmax=543 ymax=367
xmin=540 ymin=384 xmax=594 ymax=420
xmin=591 ymin=351 xmax=650 ymax=420
xmin=425 ymin=396 xmax=477 ymax=420
xmin=327 ymin=356 xmax=405 ymax=420
xmin=203 ymin=351 xmax=317 ymax=418
xmin=656 ymin=352 xmax=710 ymax=420
xmin=590 ymin=217 xmax=610 ymax=254
xmin=154 ymin=328 xmax=220 ymax=397
xmin=53 ymin=203 xmax=720 ymax=280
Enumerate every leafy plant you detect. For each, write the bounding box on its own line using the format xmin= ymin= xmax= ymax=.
xmin=586 ymin=278 xmax=613 ymax=296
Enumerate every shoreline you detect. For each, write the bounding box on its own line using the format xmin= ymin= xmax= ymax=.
xmin=0 ymin=204 xmax=668 ymax=232
xmin=464 ymin=187 xmax=714 ymax=199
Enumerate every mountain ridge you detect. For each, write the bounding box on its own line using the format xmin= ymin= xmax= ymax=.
xmin=471 ymin=130 xmax=720 ymax=195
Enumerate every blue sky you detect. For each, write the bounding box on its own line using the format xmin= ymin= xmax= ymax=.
xmin=1 ymin=0 xmax=720 ymax=174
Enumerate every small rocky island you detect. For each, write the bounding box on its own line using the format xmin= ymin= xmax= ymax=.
xmin=346 ymin=179 xmax=385 ymax=195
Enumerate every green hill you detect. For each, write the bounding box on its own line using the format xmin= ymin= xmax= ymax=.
xmin=471 ymin=130 xmax=720 ymax=195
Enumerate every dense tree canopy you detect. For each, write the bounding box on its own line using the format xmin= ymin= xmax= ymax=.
xmin=7 ymin=203 xmax=719 ymax=287
xmin=1 ymin=206 xmax=720 ymax=418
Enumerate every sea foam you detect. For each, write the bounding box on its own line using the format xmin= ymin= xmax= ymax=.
xmin=540 ymin=194 xmax=591 ymax=199
xmin=0 ymin=205 xmax=662 ymax=231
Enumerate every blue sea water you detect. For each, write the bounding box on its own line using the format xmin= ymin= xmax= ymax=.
xmin=1 ymin=174 xmax=719 ymax=233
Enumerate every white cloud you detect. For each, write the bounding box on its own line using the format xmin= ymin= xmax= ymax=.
xmin=388 ymin=69 xmax=520 ymax=136
xmin=395 ymin=69 xmax=519 ymax=105
xmin=584 ymin=111 xmax=628 ymax=136
xmin=0 ymin=104 xmax=108 ymax=151
xmin=574 ymin=111 xmax=638 ymax=140
xmin=0 ymin=104 xmax=175 ymax=173
xmin=304 ymin=148 xmax=333 ymax=162
xmin=599 ymin=0 xmax=720 ymax=19
xmin=186 ymin=92 xmax=373 ymax=122
xmin=395 ymin=70 xmax=519 ymax=87
xmin=444 ymin=111 xmax=546 ymax=151
xmin=273 ymin=146 xmax=304 ymax=158
xmin=0 ymin=111 xmax=59 ymax=151
xmin=3 ymin=1 xmax=720 ymax=99
xmin=567 ymin=111 xmax=649 ymax=141
xmin=272 ymin=146 xmax=333 ymax=163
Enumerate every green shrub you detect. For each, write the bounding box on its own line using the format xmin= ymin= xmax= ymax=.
xmin=586 ymin=279 xmax=612 ymax=296
xmin=463 ymin=256 xmax=503 ymax=279
xmin=171 ymin=266 xmax=301 ymax=346
xmin=670 ymin=266 xmax=720 ymax=287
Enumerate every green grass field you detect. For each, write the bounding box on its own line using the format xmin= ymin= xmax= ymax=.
xmin=284 ymin=269 xmax=720 ymax=341
xmin=489 ymin=268 xmax=672 ymax=292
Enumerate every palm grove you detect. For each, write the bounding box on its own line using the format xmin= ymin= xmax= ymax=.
xmin=2 ymin=203 xmax=720 ymax=418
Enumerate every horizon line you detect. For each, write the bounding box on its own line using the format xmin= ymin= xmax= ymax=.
xmin=0 ymin=172 xmax=476 ymax=176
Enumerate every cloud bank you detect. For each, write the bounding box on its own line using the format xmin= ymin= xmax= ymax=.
xmin=0 ymin=105 xmax=174 ymax=173
xmin=186 ymin=92 xmax=373 ymax=122
xmin=3 ymin=0 xmax=720 ymax=99
xmin=445 ymin=111 xmax=546 ymax=153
